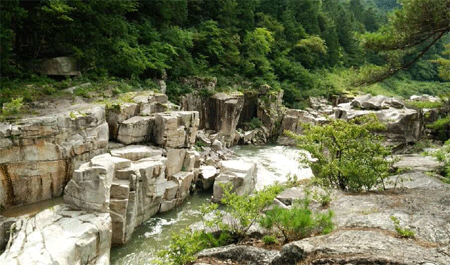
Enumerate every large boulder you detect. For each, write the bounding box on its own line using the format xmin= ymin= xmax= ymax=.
xmin=106 ymin=92 xmax=170 ymax=140
xmin=335 ymin=95 xmax=422 ymax=143
xmin=0 ymin=205 xmax=111 ymax=265
xmin=278 ymin=109 xmax=327 ymax=145
xmin=197 ymin=165 xmax=218 ymax=190
xmin=39 ymin=56 xmax=80 ymax=76
xmin=115 ymin=111 xmax=199 ymax=147
xmin=64 ymin=154 xmax=119 ymax=212
xmin=213 ymin=160 xmax=257 ymax=202
xmin=197 ymin=245 xmax=279 ymax=265
xmin=256 ymin=90 xmax=285 ymax=139
xmin=154 ymin=111 xmax=199 ymax=148
xmin=271 ymin=229 xmax=449 ymax=265
xmin=0 ymin=106 xmax=108 ymax=209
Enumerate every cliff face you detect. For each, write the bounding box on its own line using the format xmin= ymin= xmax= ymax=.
xmin=181 ymin=92 xmax=245 ymax=145
xmin=0 ymin=106 xmax=108 ymax=208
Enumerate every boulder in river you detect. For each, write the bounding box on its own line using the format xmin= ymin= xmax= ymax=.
xmin=212 ymin=160 xmax=257 ymax=202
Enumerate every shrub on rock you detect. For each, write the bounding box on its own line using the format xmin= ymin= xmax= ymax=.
xmin=287 ymin=114 xmax=396 ymax=192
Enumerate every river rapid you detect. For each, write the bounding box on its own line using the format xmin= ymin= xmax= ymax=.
xmin=110 ymin=145 xmax=312 ymax=265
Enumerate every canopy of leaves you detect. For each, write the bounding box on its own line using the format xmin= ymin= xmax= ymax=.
xmin=1 ymin=0 xmax=446 ymax=106
xmin=360 ymin=0 xmax=450 ymax=83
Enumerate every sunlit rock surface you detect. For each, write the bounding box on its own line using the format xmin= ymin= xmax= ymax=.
xmin=0 ymin=205 xmax=111 ymax=265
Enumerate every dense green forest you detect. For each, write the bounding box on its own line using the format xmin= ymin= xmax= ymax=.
xmin=1 ymin=0 xmax=449 ymax=107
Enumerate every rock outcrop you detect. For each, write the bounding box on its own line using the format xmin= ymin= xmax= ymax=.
xmin=195 ymin=155 xmax=450 ymax=265
xmin=212 ymin=160 xmax=257 ymax=202
xmin=106 ymin=92 xmax=176 ymax=141
xmin=0 ymin=106 xmax=108 ymax=208
xmin=278 ymin=109 xmax=327 ymax=145
xmin=335 ymin=94 xmax=422 ymax=143
xmin=116 ymin=111 xmax=199 ymax=148
xmin=181 ymin=92 xmax=244 ymax=145
xmin=64 ymin=145 xmax=200 ymax=245
xmin=0 ymin=205 xmax=111 ymax=265
xmin=39 ymin=56 xmax=81 ymax=76
xmin=0 ymin=216 xmax=16 ymax=250
xmin=256 ymin=90 xmax=285 ymax=139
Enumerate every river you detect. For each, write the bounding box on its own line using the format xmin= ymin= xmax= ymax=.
xmin=110 ymin=145 xmax=312 ymax=265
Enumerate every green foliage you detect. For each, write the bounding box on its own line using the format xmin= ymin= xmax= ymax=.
xmin=156 ymin=229 xmax=214 ymax=265
xmin=262 ymin=235 xmax=278 ymax=245
xmin=243 ymin=117 xmax=263 ymax=130
xmin=405 ymin=101 xmax=444 ymax=110
xmin=360 ymin=0 xmax=450 ymax=82
xmin=259 ymin=198 xmax=334 ymax=242
xmin=288 ymin=115 xmax=396 ymax=192
xmin=219 ymin=184 xmax=284 ymax=237
xmin=312 ymin=188 xmax=333 ymax=207
xmin=427 ymin=117 xmax=450 ymax=142
xmin=1 ymin=97 xmax=24 ymax=121
xmin=390 ymin=216 xmax=415 ymax=238
xmin=432 ymin=140 xmax=450 ymax=182
xmin=1 ymin=97 xmax=24 ymax=116
xmin=432 ymin=44 xmax=450 ymax=80
xmin=360 ymin=77 xmax=450 ymax=99
xmin=2 ymin=0 xmax=446 ymax=110
xmin=242 ymin=27 xmax=275 ymax=80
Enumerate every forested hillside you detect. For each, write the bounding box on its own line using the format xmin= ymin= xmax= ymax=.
xmin=1 ymin=0 xmax=449 ymax=107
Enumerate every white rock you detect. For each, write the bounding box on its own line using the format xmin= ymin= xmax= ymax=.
xmin=0 ymin=205 xmax=111 ymax=265
xmin=213 ymin=160 xmax=257 ymax=202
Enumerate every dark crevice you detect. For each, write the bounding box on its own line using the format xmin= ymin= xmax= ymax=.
xmin=0 ymin=164 xmax=15 ymax=207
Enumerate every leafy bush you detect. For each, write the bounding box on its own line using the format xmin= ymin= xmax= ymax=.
xmin=262 ymin=235 xmax=278 ymax=245
xmin=156 ymin=184 xmax=285 ymax=265
xmin=156 ymin=228 xmax=232 ymax=265
xmin=432 ymin=140 xmax=450 ymax=183
xmin=287 ymin=114 xmax=396 ymax=192
xmin=405 ymin=100 xmax=444 ymax=109
xmin=259 ymin=198 xmax=334 ymax=243
xmin=312 ymin=188 xmax=333 ymax=207
xmin=218 ymin=184 xmax=284 ymax=238
xmin=1 ymin=97 xmax=24 ymax=116
xmin=244 ymin=117 xmax=263 ymax=130
xmin=427 ymin=117 xmax=450 ymax=142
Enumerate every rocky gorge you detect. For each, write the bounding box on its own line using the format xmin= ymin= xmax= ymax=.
xmin=0 ymin=86 xmax=449 ymax=264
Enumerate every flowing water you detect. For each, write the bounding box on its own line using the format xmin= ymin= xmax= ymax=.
xmin=110 ymin=145 xmax=311 ymax=265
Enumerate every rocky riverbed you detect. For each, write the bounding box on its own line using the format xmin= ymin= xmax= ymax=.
xmin=194 ymin=155 xmax=450 ymax=265
xmin=0 ymin=89 xmax=448 ymax=264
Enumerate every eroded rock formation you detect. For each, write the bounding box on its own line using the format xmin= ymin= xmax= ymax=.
xmin=0 ymin=106 xmax=108 ymax=208
xmin=0 ymin=205 xmax=111 ymax=265
xmin=335 ymin=94 xmax=422 ymax=143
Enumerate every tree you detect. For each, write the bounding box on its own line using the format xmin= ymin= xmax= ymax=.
xmin=432 ymin=43 xmax=450 ymax=80
xmin=242 ymin=27 xmax=274 ymax=80
xmin=287 ymin=115 xmax=395 ymax=192
xmin=361 ymin=0 xmax=450 ymax=83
